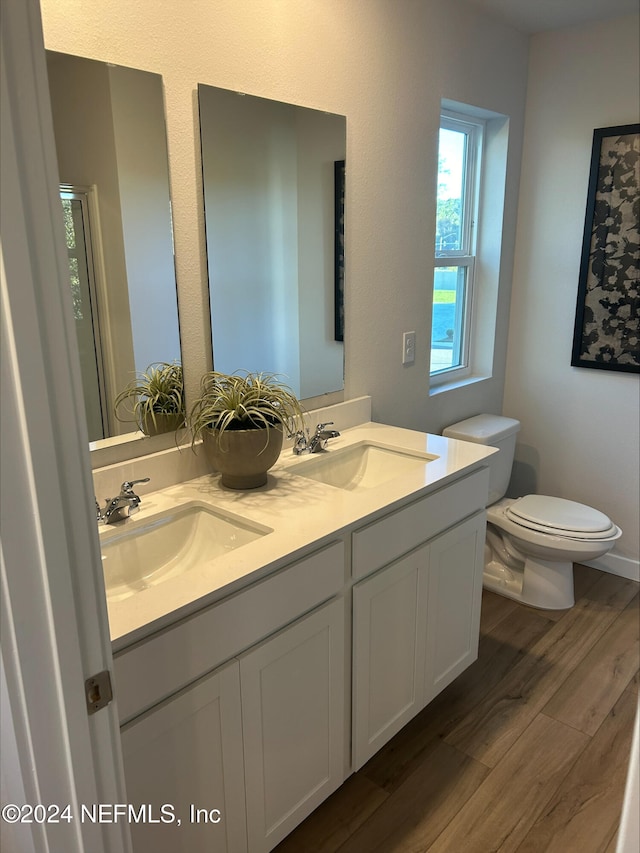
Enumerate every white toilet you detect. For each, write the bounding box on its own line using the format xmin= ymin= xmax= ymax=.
xmin=443 ymin=414 xmax=622 ymax=610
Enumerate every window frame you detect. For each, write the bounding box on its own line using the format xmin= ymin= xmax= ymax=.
xmin=431 ymin=111 xmax=484 ymax=384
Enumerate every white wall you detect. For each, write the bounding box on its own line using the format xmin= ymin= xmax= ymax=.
xmin=200 ymin=88 xmax=344 ymax=398
xmin=200 ymin=87 xmax=301 ymax=387
xmin=47 ymin=52 xmax=136 ymax=417
xmin=504 ymin=14 xmax=640 ymax=575
xmin=40 ymin=0 xmax=529 ymax=435
xmin=109 ymin=65 xmax=180 ymax=374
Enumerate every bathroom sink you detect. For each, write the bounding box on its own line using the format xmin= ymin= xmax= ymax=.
xmin=99 ymin=502 xmax=271 ymax=602
xmin=292 ymin=441 xmax=437 ymax=491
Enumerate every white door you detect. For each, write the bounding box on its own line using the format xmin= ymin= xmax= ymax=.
xmin=1 ymin=2 xmax=128 ymax=851
xmin=240 ymin=598 xmax=346 ymax=853
xmin=424 ymin=511 xmax=486 ymax=701
xmin=352 ymin=547 xmax=428 ymax=770
xmin=121 ymin=662 xmax=247 ymax=853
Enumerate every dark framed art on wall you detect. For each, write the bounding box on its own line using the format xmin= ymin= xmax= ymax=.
xmin=571 ymin=123 xmax=639 ymax=373
xmin=334 ymin=159 xmax=345 ymax=342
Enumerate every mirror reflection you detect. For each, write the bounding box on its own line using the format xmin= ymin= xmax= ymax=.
xmin=198 ymin=85 xmax=345 ymax=400
xmin=46 ymin=51 xmax=181 ymax=443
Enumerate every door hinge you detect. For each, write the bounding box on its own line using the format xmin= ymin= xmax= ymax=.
xmin=85 ymin=670 xmax=113 ymax=715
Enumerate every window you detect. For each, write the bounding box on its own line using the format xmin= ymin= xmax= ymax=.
xmin=431 ymin=112 xmax=483 ymax=381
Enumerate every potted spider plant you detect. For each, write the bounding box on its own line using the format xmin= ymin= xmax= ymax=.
xmin=189 ymin=370 xmax=305 ymax=489
xmin=114 ymin=361 xmax=186 ymax=437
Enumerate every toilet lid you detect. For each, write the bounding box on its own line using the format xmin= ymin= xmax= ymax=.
xmin=506 ymin=495 xmax=617 ymax=539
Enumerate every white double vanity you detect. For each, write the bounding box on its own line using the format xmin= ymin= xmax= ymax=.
xmin=98 ymin=417 xmax=495 ymax=853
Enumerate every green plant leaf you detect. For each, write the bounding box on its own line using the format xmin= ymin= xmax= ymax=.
xmin=113 ymin=362 xmax=185 ymax=434
xmin=188 ymin=370 xmax=305 ymax=450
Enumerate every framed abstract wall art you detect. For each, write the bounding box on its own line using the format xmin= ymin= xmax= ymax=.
xmin=571 ymin=124 xmax=639 ymax=373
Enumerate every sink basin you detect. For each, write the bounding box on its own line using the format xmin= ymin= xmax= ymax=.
xmin=292 ymin=442 xmax=437 ymax=491
xmin=100 ymin=502 xmax=271 ymax=602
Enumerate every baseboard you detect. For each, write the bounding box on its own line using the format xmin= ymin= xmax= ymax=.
xmin=585 ymin=551 xmax=640 ymax=582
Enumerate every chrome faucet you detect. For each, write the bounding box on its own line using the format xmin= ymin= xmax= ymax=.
xmin=292 ymin=422 xmax=340 ymax=455
xmin=96 ymin=478 xmax=150 ymax=524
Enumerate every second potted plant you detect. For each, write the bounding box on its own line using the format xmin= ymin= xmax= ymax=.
xmin=114 ymin=361 xmax=186 ymax=437
xmin=189 ymin=370 xmax=304 ymax=489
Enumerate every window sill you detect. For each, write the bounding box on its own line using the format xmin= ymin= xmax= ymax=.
xmin=429 ymin=373 xmax=491 ymax=396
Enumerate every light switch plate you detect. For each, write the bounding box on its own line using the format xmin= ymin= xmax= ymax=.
xmin=402 ymin=331 xmax=416 ymax=365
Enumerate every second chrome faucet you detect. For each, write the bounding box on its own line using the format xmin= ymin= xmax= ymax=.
xmin=293 ymin=422 xmax=340 ymax=455
xmin=96 ymin=477 xmax=150 ymax=524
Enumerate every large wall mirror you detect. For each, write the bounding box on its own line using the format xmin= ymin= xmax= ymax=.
xmin=46 ymin=51 xmax=181 ymax=444
xmin=198 ymin=84 xmax=345 ymax=400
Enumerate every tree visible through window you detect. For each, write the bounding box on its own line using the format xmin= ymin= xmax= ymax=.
xmin=431 ymin=113 xmax=482 ymax=379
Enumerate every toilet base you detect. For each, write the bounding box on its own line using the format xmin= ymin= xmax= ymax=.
xmin=483 ymin=556 xmax=574 ymax=610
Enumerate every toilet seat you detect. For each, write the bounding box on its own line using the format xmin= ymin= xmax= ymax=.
xmin=505 ymin=495 xmax=617 ymax=540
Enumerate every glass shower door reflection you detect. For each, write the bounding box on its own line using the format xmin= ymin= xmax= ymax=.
xmin=61 ymin=189 xmax=108 ymax=442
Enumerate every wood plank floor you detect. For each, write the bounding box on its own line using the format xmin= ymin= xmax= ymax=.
xmin=275 ymin=564 xmax=639 ymax=853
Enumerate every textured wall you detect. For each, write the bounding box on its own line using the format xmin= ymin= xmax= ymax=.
xmin=40 ymin=0 xmax=528 ymax=433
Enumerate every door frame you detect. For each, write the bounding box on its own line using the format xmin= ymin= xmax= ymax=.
xmin=1 ymin=1 xmax=130 ymax=850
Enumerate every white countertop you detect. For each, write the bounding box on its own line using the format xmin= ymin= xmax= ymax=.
xmin=102 ymin=422 xmax=495 ymax=650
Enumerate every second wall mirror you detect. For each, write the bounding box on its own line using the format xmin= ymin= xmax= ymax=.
xmin=198 ymin=84 xmax=345 ymax=400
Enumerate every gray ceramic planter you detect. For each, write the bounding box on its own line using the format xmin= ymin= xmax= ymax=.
xmin=203 ymin=424 xmax=284 ymax=489
xmin=141 ymin=411 xmax=185 ymax=437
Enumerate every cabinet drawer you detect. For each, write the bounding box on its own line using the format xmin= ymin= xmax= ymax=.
xmin=352 ymin=467 xmax=489 ymax=580
xmin=114 ymin=539 xmax=345 ymax=723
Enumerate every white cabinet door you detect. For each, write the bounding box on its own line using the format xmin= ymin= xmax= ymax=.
xmin=121 ymin=661 xmax=247 ymax=853
xmin=240 ymin=598 xmax=346 ymax=853
xmin=424 ymin=510 xmax=486 ymax=701
xmin=352 ymin=510 xmax=486 ymax=770
xmin=352 ymin=547 xmax=429 ymax=770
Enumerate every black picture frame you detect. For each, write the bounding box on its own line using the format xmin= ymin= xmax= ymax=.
xmin=571 ymin=124 xmax=639 ymax=373
xmin=334 ymin=159 xmax=345 ymax=342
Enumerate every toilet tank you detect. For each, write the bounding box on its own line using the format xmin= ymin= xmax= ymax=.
xmin=443 ymin=414 xmax=520 ymax=505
